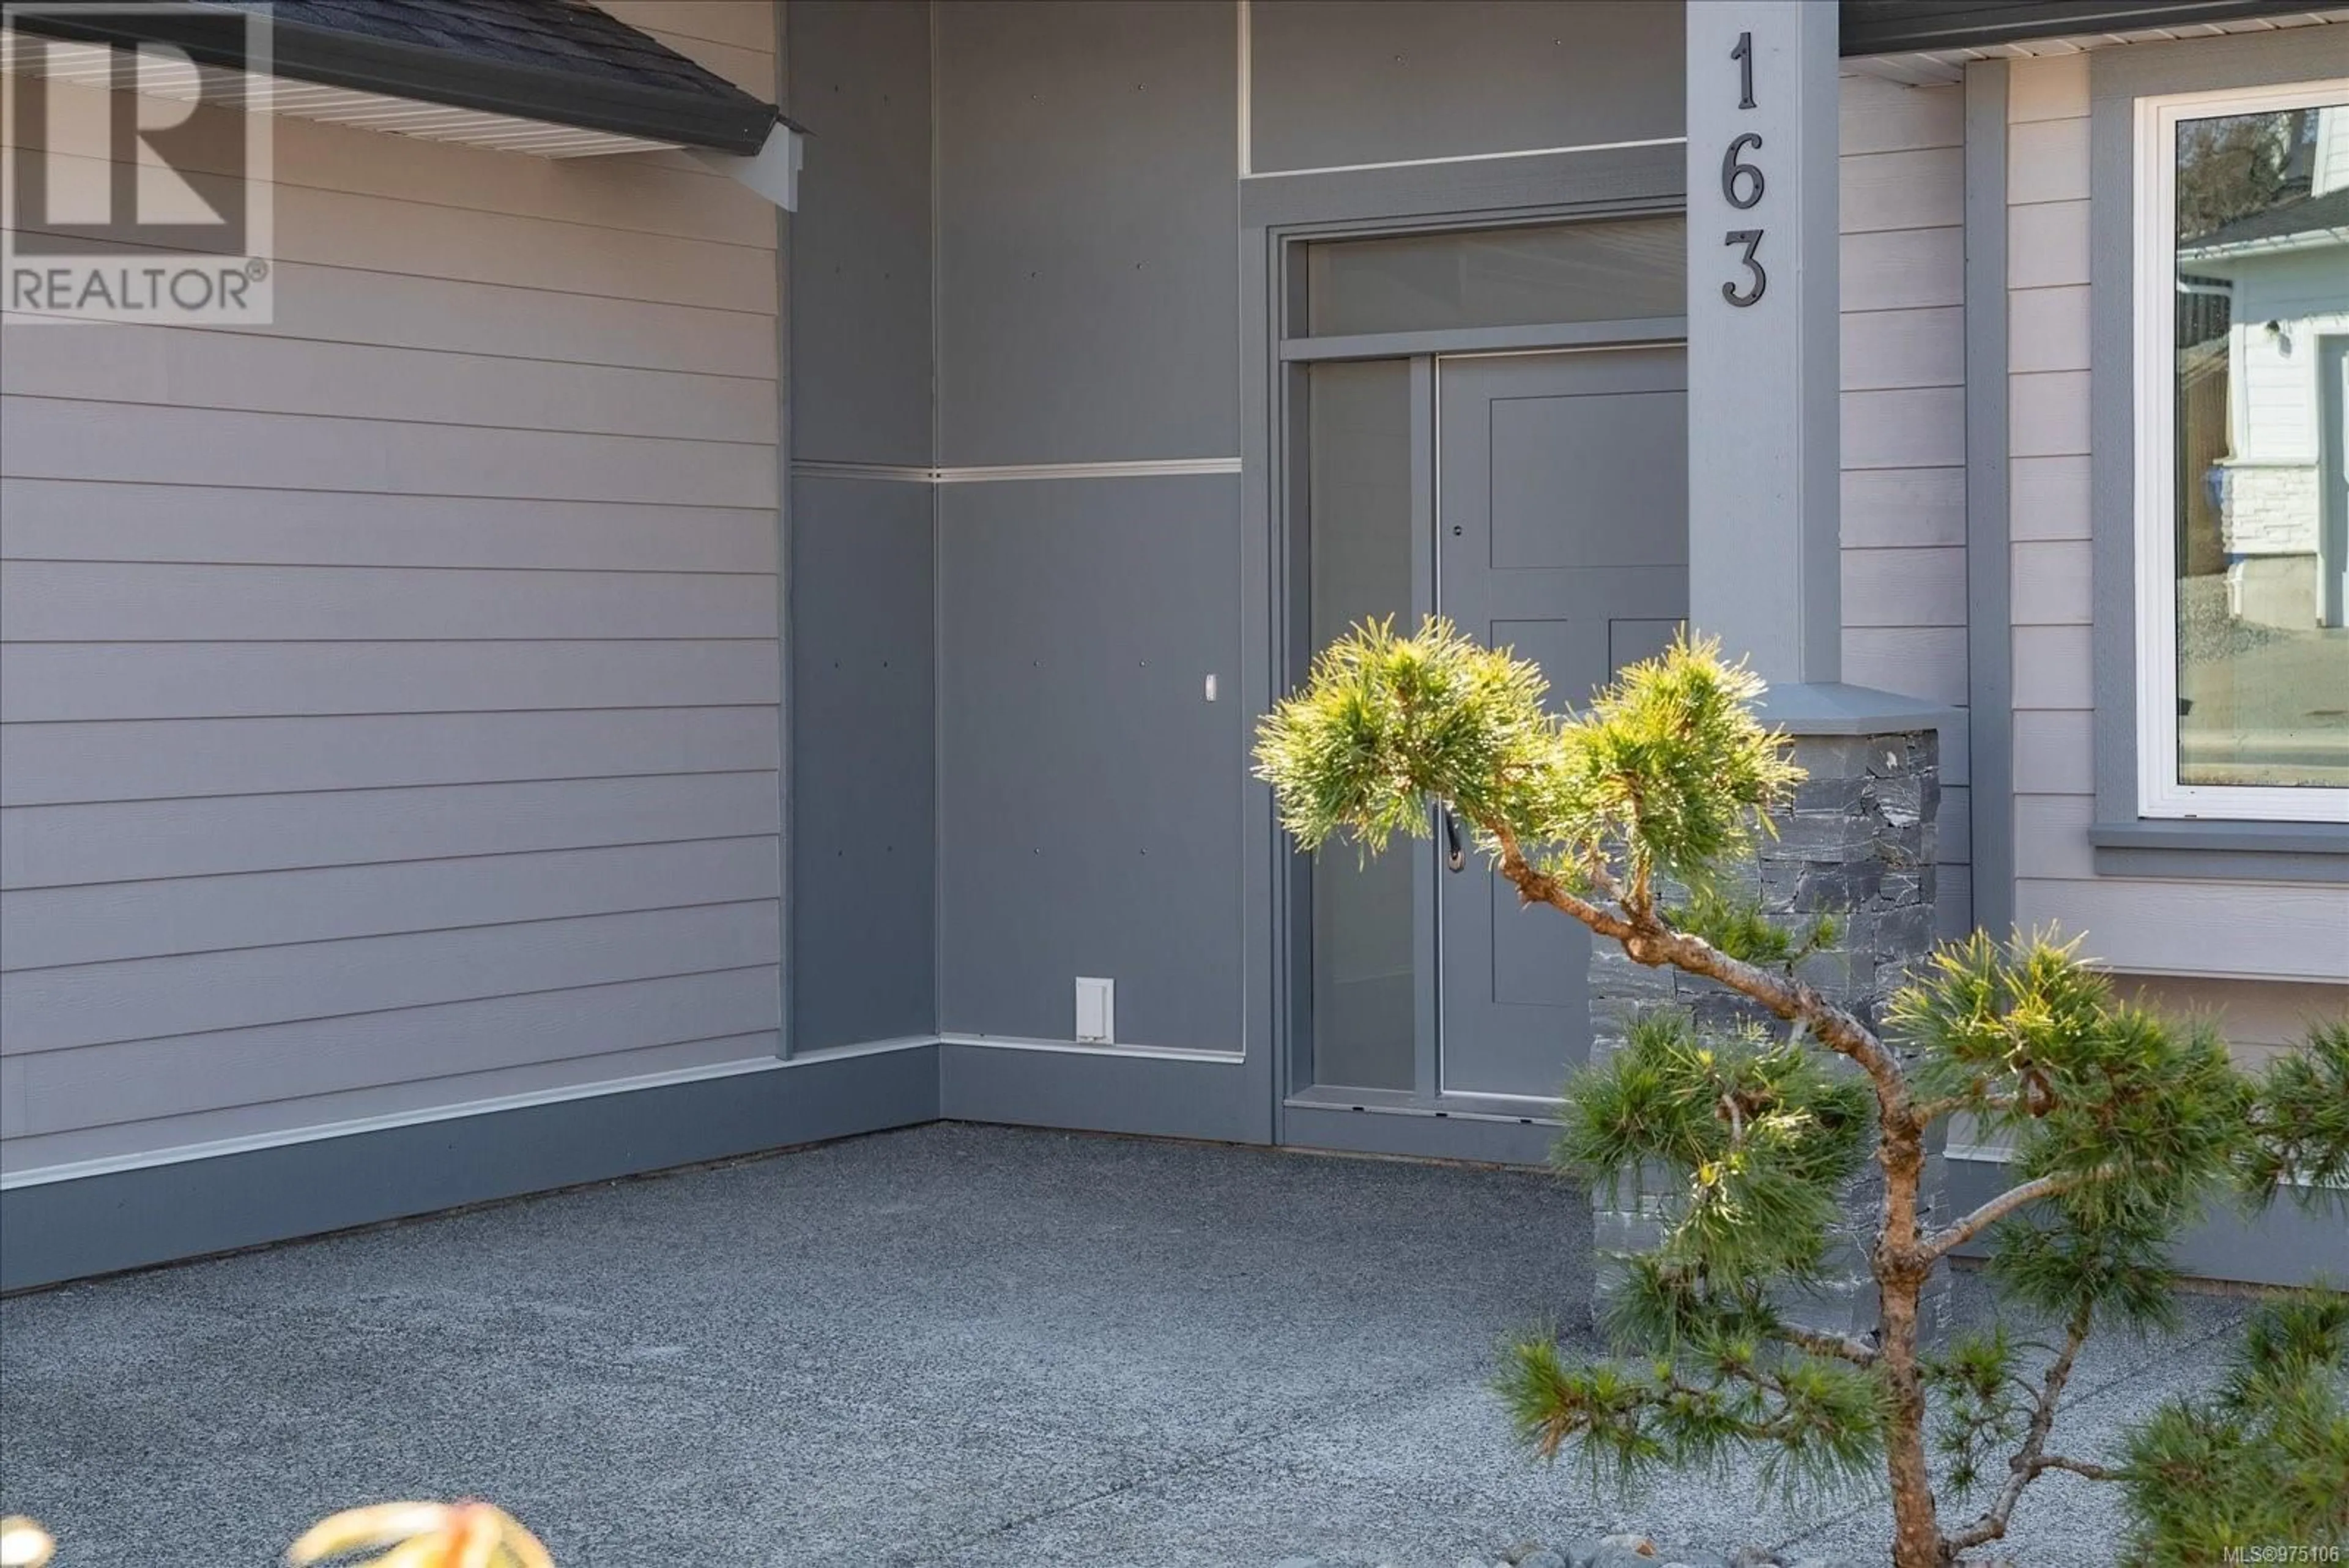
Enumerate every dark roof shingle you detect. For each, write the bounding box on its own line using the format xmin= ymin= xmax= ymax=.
xmin=6 ymin=0 xmax=787 ymax=154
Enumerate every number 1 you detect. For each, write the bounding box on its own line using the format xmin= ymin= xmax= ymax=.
xmin=1732 ymin=30 xmax=1754 ymax=110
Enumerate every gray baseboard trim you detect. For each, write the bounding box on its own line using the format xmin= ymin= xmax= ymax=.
xmin=1944 ymin=1153 xmax=2348 ymax=1289
xmin=1278 ymin=1102 xmax=1557 ymax=1166
xmin=937 ymin=1040 xmax=1271 ymax=1145
xmin=0 ymin=1045 xmax=940 ymax=1293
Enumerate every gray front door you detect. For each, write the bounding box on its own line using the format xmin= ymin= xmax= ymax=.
xmin=1434 ymin=347 xmax=1689 ymax=1098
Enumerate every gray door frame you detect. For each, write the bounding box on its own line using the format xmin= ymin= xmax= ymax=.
xmin=1234 ymin=144 xmax=1685 ymax=1161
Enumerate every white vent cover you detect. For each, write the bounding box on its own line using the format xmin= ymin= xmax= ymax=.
xmin=1074 ymin=978 xmax=1116 ymax=1046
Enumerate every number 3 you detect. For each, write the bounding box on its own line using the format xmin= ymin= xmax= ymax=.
xmin=1723 ymin=229 xmax=1766 ymax=307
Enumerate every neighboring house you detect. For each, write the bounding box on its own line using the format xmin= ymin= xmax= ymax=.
xmin=0 ymin=0 xmax=2342 ymax=1292
xmin=2172 ymin=128 xmax=2348 ymax=633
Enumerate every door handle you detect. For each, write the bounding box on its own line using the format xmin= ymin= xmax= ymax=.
xmin=1440 ymin=805 xmax=1466 ymax=873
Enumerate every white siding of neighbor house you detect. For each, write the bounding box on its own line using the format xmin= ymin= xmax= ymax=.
xmin=0 ymin=4 xmax=784 ymax=1175
xmin=1839 ymin=73 xmax=1973 ymax=938
xmin=2001 ymin=53 xmax=2349 ymax=994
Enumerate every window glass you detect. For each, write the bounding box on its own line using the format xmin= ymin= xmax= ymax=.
xmin=2169 ymin=101 xmax=2349 ymax=790
xmin=1306 ymin=359 xmax=1417 ymax=1091
xmin=1304 ymin=217 xmax=1685 ymax=338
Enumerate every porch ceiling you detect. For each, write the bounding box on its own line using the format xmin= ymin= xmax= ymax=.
xmin=1841 ymin=4 xmax=2348 ymax=84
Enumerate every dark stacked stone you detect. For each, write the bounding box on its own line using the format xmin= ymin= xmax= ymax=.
xmin=1586 ymin=728 xmax=1949 ymax=1339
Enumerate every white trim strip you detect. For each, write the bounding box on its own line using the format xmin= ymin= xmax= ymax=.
xmin=1242 ymin=135 xmax=1685 ymax=181
xmin=792 ymin=458 xmax=1242 ymax=485
xmin=937 ymin=1031 xmax=1244 ymax=1064
xmin=0 ymin=1041 xmax=937 ymax=1191
xmin=939 ymin=458 xmax=1241 ymax=484
xmin=790 ymin=461 xmax=935 ymax=483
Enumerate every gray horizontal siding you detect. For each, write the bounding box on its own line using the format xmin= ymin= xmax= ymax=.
xmin=0 ymin=641 xmax=782 ymax=721
xmin=1839 ymin=73 xmax=1972 ymax=933
xmin=0 ymin=1035 xmax=785 ymax=1176
xmin=2 ymin=901 xmax=779 ymax=1055
xmin=2 ymin=839 xmax=780 ymax=970
xmin=0 ymin=20 xmax=784 ymax=1178
xmin=0 ymin=329 xmax=776 ymax=442
xmin=11 ymin=154 xmax=773 ymax=313
xmin=0 ymin=482 xmax=778 ymax=573
xmin=133 ymin=256 xmax=777 ymax=375
xmin=2 ymin=563 xmax=778 ymax=642
xmin=1 ymin=73 xmax=779 ymax=248
xmin=1 ymin=399 xmax=776 ymax=508
xmin=1 ymin=773 xmax=782 ymax=888
xmin=0 ymin=708 xmax=782 ymax=806
xmin=3 ymin=968 xmax=781 ymax=1137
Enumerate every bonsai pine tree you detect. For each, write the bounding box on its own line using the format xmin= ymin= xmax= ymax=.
xmin=1253 ymin=617 xmax=2349 ymax=1568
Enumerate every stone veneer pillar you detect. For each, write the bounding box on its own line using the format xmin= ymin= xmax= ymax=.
xmin=1587 ymin=726 xmax=1950 ymax=1340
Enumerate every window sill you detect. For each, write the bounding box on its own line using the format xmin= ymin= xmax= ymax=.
xmin=2089 ymin=820 xmax=2349 ymax=883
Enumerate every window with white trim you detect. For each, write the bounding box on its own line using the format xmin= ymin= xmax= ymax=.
xmin=2133 ymin=79 xmax=2349 ymax=823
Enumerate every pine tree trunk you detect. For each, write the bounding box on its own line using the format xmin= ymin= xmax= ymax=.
xmin=1880 ymin=1271 xmax=1946 ymax=1568
xmin=1877 ymin=1121 xmax=1946 ymax=1568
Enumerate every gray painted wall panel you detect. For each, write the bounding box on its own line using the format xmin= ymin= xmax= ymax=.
xmin=939 ymin=1043 xmax=1265 ymax=1145
xmin=938 ymin=475 xmax=1244 ymax=1050
xmin=1248 ymin=1 xmax=1682 ymax=174
xmin=934 ymin=0 xmax=1239 ymax=466
xmin=790 ymin=475 xmax=937 ymax=1050
xmin=786 ymin=0 xmax=933 ymax=467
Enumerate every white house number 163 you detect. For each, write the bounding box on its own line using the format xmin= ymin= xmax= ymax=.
xmin=1722 ymin=30 xmax=1766 ymax=307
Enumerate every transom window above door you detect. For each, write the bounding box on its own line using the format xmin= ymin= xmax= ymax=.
xmin=1300 ymin=215 xmax=1687 ymax=338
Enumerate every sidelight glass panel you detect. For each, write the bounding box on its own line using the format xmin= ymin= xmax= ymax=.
xmin=2169 ymin=101 xmax=2349 ymax=789
xmin=1307 ymin=359 xmax=1417 ymax=1091
xmin=1304 ymin=216 xmax=1686 ymax=338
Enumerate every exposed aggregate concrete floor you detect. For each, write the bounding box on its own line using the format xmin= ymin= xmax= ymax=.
xmin=0 ymin=1123 xmax=2244 ymax=1566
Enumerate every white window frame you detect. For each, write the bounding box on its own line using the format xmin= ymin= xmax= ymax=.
xmin=2131 ymin=77 xmax=2349 ymax=825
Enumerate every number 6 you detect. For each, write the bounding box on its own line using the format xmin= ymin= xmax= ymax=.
xmin=1721 ymin=132 xmax=1765 ymax=210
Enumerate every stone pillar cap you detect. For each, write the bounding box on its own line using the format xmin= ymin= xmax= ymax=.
xmin=1751 ymin=682 xmax=1959 ymax=736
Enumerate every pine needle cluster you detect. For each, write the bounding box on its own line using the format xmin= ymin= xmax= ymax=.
xmin=1253 ymin=617 xmax=1798 ymax=906
xmin=2119 ymin=1293 xmax=2349 ymax=1562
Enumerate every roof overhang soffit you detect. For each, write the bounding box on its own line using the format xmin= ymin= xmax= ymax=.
xmin=2 ymin=4 xmax=801 ymax=205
